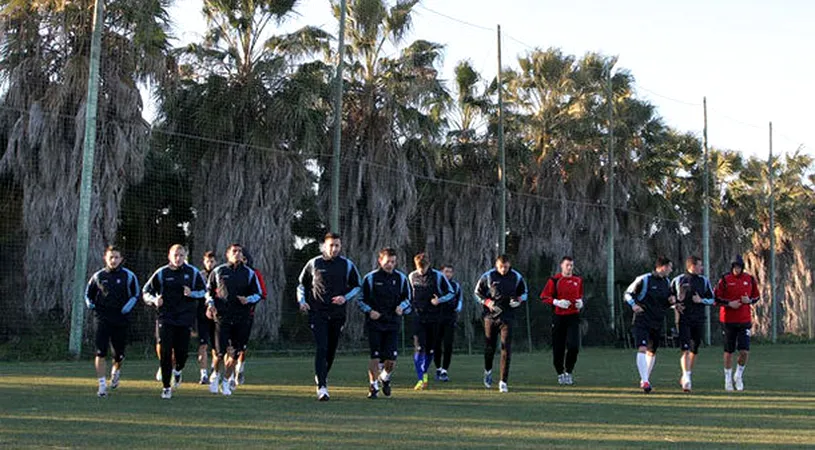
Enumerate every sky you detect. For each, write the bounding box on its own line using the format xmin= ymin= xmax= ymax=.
xmin=159 ymin=0 xmax=814 ymax=158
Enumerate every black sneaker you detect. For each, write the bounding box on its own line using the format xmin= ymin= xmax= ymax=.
xmin=367 ymin=385 xmax=379 ymax=399
xmin=382 ymin=380 xmax=392 ymax=397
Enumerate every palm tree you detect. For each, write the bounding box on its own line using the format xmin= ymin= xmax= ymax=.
xmin=155 ymin=0 xmax=332 ymax=341
xmin=0 ymin=1 xmax=171 ymax=320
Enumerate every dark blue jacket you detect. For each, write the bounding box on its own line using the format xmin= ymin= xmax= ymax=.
xmin=143 ymin=263 xmax=206 ymax=327
xmin=474 ymin=269 xmax=528 ymax=319
xmin=409 ymin=268 xmax=454 ymax=321
xmin=625 ymin=272 xmax=674 ymax=328
xmin=671 ymin=272 xmax=715 ymax=324
xmin=205 ymin=262 xmax=262 ymax=323
xmin=440 ymin=279 xmax=463 ymax=318
xmin=297 ymin=255 xmax=362 ymax=320
xmin=85 ymin=266 xmax=140 ymax=326
xmin=359 ymin=268 xmax=411 ymax=331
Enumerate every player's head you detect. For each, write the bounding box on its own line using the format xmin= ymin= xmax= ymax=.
xmin=226 ymin=243 xmax=243 ymax=265
xmin=654 ymin=255 xmax=672 ymax=277
xmin=414 ymin=252 xmax=430 ymax=273
xmin=560 ymin=256 xmax=574 ymax=276
xmin=104 ymin=246 xmax=123 ymax=270
xmin=378 ymin=247 xmax=397 ymax=273
xmin=495 ymin=254 xmax=511 ymax=275
xmin=203 ymin=251 xmax=216 ymax=271
xmin=242 ymin=248 xmax=255 ymax=268
xmin=168 ymin=244 xmax=187 ymax=268
xmin=686 ymin=255 xmax=703 ymax=275
xmin=441 ymin=264 xmax=454 ymax=280
xmin=323 ymin=232 xmax=342 ymax=260
xmin=731 ymin=255 xmax=745 ymax=275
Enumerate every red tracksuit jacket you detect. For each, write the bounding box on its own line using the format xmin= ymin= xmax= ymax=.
xmin=540 ymin=274 xmax=583 ymax=316
xmin=714 ymin=272 xmax=760 ymax=324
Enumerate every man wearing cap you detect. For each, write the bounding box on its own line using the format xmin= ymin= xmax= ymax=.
xmin=714 ymin=255 xmax=760 ymax=391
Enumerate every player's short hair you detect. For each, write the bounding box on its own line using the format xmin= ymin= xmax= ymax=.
xmin=440 ymin=264 xmax=454 ymax=271
xmin=203 ymin=251 xmax=216 ymax=259
xmin=685 ymin=255 xmax=701 ymax=270
xmin=495 ymin=254 xmax=511 ymax=265
xmin=104 ymin=245 xmax=121 ymax=256
xmin=324 ymin=232 xmax=341 ymax=242
xmin=379 ymin=247 xmax=397 ymax=259
xmin=169 ymin=244 xmax=186 ymax=254
xmin=414 ymin=252 xmax=429 ymax=268
xmin=655 ymin=255 xmax=672 ymax=268
xmin=226 ymin=243 xmax=242 ymax=254
xmin=561 ymin=256 xmax=574 ymax=263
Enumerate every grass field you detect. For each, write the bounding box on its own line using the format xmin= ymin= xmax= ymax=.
xmin=1 ymin=344 xmax=814 ymax=449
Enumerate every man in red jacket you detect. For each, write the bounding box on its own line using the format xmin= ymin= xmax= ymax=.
xmin=541 ymin=256 xmax=584 ymax=385
xmin=714 ymin=255 xmax=760 ymax=391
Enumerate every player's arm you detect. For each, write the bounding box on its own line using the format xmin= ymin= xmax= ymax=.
xmin=540 ymin=278 xmax=556 ymax=305
xmin=474 ymin=273 xmax=490 ymax=306
xmin=188 ymin=268 xmax=207 ymax=300
xmin=700 ymin=277 xmax=715 ymax=305
xmin=343 ymin=261 xmax=363 ymax=302
xmin=514 ymin=273 xmax=528 ymax=303
xmin=399 ymin=273 xmax=412 ymax=314
xmin=121 ymin=270 xmax=140 ymax=314
xmin=243 ymin=269 xmax=262 ymax=304
xmin=296 ymin=260 xmax=313 ymax=308
xmin=205 ymin=267 xmax=218 ymax=308
xmin=85 ymin=271 xmax=99 ymax=309
xmin=748 ymin=276 xmax=760 ymax=304
xmin=434 ymin=271 xmax=455 ymax=303
xmin=455 ymin=283 xmax=463 ymax=313
xmin=357 ymin=274 xmax=374 ymax=314
xmin=624 ymin=276 xmax=644 ymax=310
xmin=714 ymin=276 xmax=728 ymax=305
xmin=142 ymin=269 xmax=163 ymax=307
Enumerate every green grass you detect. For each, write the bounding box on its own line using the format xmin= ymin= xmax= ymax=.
xmin=1 ymin=345 xmax=814 ymax=449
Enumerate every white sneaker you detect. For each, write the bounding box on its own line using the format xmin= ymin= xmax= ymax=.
xmin=161 ymin=387 xmax=172 ymax=399
xmin=734 ymin=375 xmax=744 ymax=391
xmin=97 ymin=382 xmax=107 ymax=398
xmin=564 ymin=373 xmax=574 ymax=385
xmin=317 ymin=387 xmax=330 ymax=401
xmin=228 ymin=375 xmax=237 ymax=391
xmin=209 ymin=374 xmax=220 ymax=394
xmin=155 ymin=367 xmax=162 ymax=382
xmin=221 ymin=379 xmax=232 ymax=396
xmin=499 ymin=381 xmax=508 ymax=393
xmin=682 ymin=378 xmax=692 ymax=392
xmin=725 ymin=377 xmax=734 ymax=391
xmin=110 ymin=370 xmax=121 ymax=390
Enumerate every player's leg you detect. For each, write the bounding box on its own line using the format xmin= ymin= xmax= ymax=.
xmin=109 ymin=323 xmax=127 ymax=390
xmin=433 ymin=322 xmax=444 ymax=379
xmin=412 ymin=316 xmax=428 ymax=389
xmin=722 ymin=324 xmax=737 ymax=390
xmin=421 ymin=321 xmax=438 ymax=384
xmin=309 ymin=313 xmax=330 ymax=400
xmin=564 ymin=315 xmax=580 ymax=384
xmin=379 ymin=329 xmax=398 ymax=397
xmin=157 ymin=323 xmax=175 ymax=398
xmin=94 ymin=321 xmax=110 ymax=397
xmin=236 ymin=316 xmax=253 ymax=385
xmin=325 ymin=317 xmax=344 ymax=376
xmin=154 ymin=320 xmax=162 ymax=382
xmin=367 ymin=327 xmax=382 ymax=399
xmin=197 ymin=314 xmax=210 ymax=384
xmin=483 ymin=317 xmax=498 ymax=388
xmin=734 ymin=326 xmax=750 ymax=390
xmin=645 ymin=327 xmax=659 ymax=380
xmin=210 ymin=321 xmax=226 ymax=393
xmin=678 ymin=319 xmax=691 ymax=390
xmin=440 ymin=319 xmax=455 ymax=380
xmin=497 ymin=319 xmax=513 ymax=392
xmin=551 ymin=315 xmax=567 ymax=383
xmin=171 ymin=325 xmax=191 ymax=390
xmin=633 ymin=322 xmax=651 ymax=392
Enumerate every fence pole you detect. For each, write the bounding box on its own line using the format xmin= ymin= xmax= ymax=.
xmin=702 ymin=97 xmax=711 ymax=345
xmin=769 ymin=122 xmax=777 ymax=343
xmin=69 ymin=0 xmax=104 ymax=357
xmin=329 ymin=0 xmax=348 ymax=233
xmin=606 ymin=69 xmax=616 ymax=336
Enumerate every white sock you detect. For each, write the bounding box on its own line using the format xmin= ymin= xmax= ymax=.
xmin=724 ymin=368 xmax=733 ymax=380
xmin=200 ymin=369 xmax=207 ymax=377
xmin=98 ymin=377 xmax=107 ymax=386
xmin=735 ymin=365 xmax=745 ymax=378
xmin=636 ymin=353 xmax=649 ymax=383
xmin=684 ymin=370 xmax=692 ymax=380
xmin=371 ymin=380 xmax=380 ymax=390
xmin=111 ymin=368 xmax=119 ymax=376
xmin=485 ymin=369 xmax=492 ymax=376
xmin=172 ymin=369 xmax=181 ymax=377
xmin=236 ymin=361 xmax=245 ymax=374
xmin=646 ymin=354 xmax=656 ymax=377
xmin=379 ymin=370 xmax=391 ymax=382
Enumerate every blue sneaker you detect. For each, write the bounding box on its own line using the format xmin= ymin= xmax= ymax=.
xmin=484 ymin=370 xmax=493 ymax=389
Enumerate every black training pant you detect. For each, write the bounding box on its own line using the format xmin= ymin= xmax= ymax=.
xmin=552 ymin=313 xmax=580 ymax=375
xmin=157 ymin=322 xmax=191 ymax=389
xmin=484 ymin=316 xmax=513 ymax=383
xmin=434 ymin=317 xmax=456 ymax=370
xmin=310 ymin=312 xmax=345 ymax=388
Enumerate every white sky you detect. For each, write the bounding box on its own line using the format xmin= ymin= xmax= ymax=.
xmin=156 ymin=0 xmax=814 ymax=158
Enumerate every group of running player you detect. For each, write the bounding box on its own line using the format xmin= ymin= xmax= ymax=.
xmin=84 ymin=233 xmax=759 ymax=400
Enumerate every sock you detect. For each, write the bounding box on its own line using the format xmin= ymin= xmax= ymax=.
xmin=485 ymin=369 xmax=492 ymax=377
xmin=636 ymin=353 xmax=649 ymax=383
xmin=414 ymin=353 xmax=424 ymax=380
xmin=646 ymin=354 xmax=656 ymax=377
xmin=98 ymin=377 xmax=107 ymax=386
xmin=684 ymin=370 xmax=692 ymax=380
xmin=380 ymin=370 xmax=391 ymax=382
xmin=725 ymin=368 xmax=733 ymax=380
xmin=111 ymin=368 xmax=119 ymax=377
xmin=200 ymin=368 xmax=207 ymax=378
xmin=236 ymin=361 xmax=244 ymax=374
xmin=422 ymin=373 xmax=428 ymax=383
xmin=371 ymin=380 xmax=379 ymax=390
xmin=735 ymin=365 xmax=745 ymax=378
xmin=440 ymin=368 xmax=447 ymax=375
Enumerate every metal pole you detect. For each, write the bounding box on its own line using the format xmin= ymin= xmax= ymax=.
xmin=702 ymin=97 xmax=711 ymax=345
xmin=69 ymin=0 xmax=105 ymax=356
xmin=769 ymin=122 xmax=777 ymax=343
xmin=330 ymin=0 xmax=348 ymax=233
xmin=606 ymin=70 xmax=616 ymax=334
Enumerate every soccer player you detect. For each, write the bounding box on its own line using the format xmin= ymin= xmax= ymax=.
xmin=624 ymin=256 xmax=676 ymax=394
xmin=434 ymin=264 xmax=462 ymax=382
xmin=205 ymin=243 xmax=262 ymax=396
xmin=540 ymin=256 xmax=584 ymax=385
xmin=474 ymin=255 xmax=528 ymax=393
xmin=144 ymin=244 xmax=207 ymax=399
xmin=297 ymin=233 xmax=362 ymax=401
xmin=671 ymin=255 xmax=715 ymax=392
xmin=84 ymin=246 xmax=140 ymax=397
xmin=714 ymin=255 xmax=760 ymax=391
xmin=197 ymin=251 xmax=217 ymax=385
xmin=232 ymin=248 xmax=266 ymax=387
xmin=358 ymin=248 xmax=411 ymax=399
xmin=408 ymin=253 xmax=454 ymax=390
